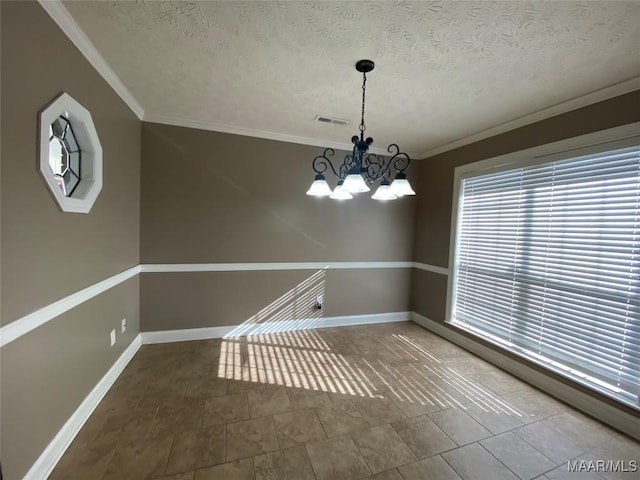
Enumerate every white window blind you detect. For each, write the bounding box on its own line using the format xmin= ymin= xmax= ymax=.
xmin=450 ymin=144 xmax=640 ymax=407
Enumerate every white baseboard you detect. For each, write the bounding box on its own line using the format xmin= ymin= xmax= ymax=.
xmin=141 ymin=325 xmax=234 ymax=344
xmin=24 ymin=334 xmax=142 ymax=480
xmin=141 ymin=311 xmax=410 ymax=344
xmin=410 ymin=312 xmax=640 ymax=441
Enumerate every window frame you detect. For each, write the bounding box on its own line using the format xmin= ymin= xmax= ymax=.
xmin=38 ymin=92 xmax=103 ymax=214
xmin=445 ymin=122 xmax=640 ymax=409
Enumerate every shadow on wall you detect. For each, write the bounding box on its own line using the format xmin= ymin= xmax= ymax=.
xmin=215 ymin=322 xmax=525 ymax=419
xmin=224 ymin=269 xmax=326 ymax=337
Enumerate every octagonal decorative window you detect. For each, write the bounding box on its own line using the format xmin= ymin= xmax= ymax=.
xmin=38 ymin=92 xmax=102 ymax=213
xmin=49 ymin=116 xmax=81 ymax=196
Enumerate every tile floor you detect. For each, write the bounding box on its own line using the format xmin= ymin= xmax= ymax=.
xmin=50 ymin=322 xmax=639 ymax=480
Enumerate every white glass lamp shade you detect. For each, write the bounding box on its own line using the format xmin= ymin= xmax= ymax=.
xmin=343 ymin=171 xmax=370 ymax=193
xmin=371 ymin=180 xmax=398 ymax=201
xmin=306 ymin=174 xmax=332 ymax=196
xmin=330 ymin=180 xmax=353 ymax=200
xmin=389 ymin=173 xmax=416 ymax=196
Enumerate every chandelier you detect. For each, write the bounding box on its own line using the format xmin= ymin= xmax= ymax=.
xmin=306 ymin=59 xmax=415 ymax=201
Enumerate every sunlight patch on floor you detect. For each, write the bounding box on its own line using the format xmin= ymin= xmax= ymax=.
xmin=216 ymin=325 xmax=525 ymax=418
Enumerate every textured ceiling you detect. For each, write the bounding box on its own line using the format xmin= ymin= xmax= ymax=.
xmin=61 ymin=1 xmax=640 ymax=157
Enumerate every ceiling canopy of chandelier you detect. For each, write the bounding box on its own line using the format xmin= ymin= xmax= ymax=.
xmin=306 ymin=59 xmax=416 ymax=201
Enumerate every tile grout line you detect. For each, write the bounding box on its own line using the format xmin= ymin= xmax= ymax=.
xmin=476 ymin=441 xmax=531 ymax=480
xmin=480 ymin=430 xmax=560 ymax=475
xmin=161 ymin=434 xmax=177 ymax=478
xmin=438 ymin=452 xmax=463 ymax=480
xmin=312 ymin=405 xmax=331 ymax=442
xmin=299 ymin=438 xmax=320 ymax=480
xmin=347 ymin=431 xmax=374 ymax=477
xmin=509 ymin=415 xmax=587 ymax=470
xmin=270 ymin=414 xmax=281 ymax=454
xmin=303 ymin=442 xmax=321 ymax=480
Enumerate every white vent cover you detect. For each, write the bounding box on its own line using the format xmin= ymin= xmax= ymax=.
xmin=314 ymin=115 xmax=349 ymax=126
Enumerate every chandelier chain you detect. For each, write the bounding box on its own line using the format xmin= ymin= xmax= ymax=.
xmin=360 ymin=72 xmax=367 ymax=133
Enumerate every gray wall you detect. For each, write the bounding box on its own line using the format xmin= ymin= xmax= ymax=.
xmin=410 ymin=89 xmax=640 ymax=414
xmin=0 ymin=2 xmax=141 ymax=478
xmin=140 ymin=123 xmax=416 ymax=331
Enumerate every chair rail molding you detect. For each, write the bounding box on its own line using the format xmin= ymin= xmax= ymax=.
xmin=0 ymin=265 xmax=141 ymax=347
xmin=1 ymin=262 xmax=427 ymax=346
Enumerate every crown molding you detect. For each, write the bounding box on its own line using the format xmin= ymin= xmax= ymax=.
xmin=420 ymin=76 xmax=640 ymax=160
xmin=38 ymin=0 xmax=637 ymax=161
xmin=38 ymin=0 xmax=145 ymax=119
xmin=143 ymin=112 xmax=420 ymax=158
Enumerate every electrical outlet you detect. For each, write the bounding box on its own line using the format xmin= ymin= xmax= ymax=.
xmin=121 ymin=318 xmax=127 ymax=334
xmin=110 ymin=329 xmax=116 ymax=347
xmin=316 ymin=294 xmax=323 ymax=310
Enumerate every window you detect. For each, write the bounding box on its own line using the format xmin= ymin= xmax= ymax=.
xmin=38 ymin=92 xmax=102 ymax=213
xmin=49 ymin=115 xmax=81 ymax=197
xmin=448 ymin=127 xmax=640 ymax=409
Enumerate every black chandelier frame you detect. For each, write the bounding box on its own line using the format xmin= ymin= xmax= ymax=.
xmin=311 ymin=144 xmax=412 ymax=186
xmin=309 ymin=59 xmax=412 ymax=188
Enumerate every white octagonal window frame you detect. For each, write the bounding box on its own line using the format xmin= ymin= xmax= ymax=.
xmin=38 ymin=92 xmax=103 ymax=213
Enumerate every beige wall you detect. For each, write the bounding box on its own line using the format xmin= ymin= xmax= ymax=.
xmin=1 ymin=3 xmax=140 ymax=324
xmin=412 ymin=90 xmax=640 ymax=270
xmin=141 ymin=269 xmax=411 ymax=331
xmin=140 ymin=122 xmax=416 ymax=331
xmin=410 ymin=90 xmax=640 ymax=413
xmin=0 ymin=2 xmax=141 ymax=478
xmin=1 ymin=278 xmax=140 ymax=479
xmin=141 ymin=123 xmax=416 ymax=264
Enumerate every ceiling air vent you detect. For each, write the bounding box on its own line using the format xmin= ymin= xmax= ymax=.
xmin=315 ymin=115 xmax=349 ymax=126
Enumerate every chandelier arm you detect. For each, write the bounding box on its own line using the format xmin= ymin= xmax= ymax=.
xmin=344 ymin=152 xmax=361 ymax=173
xmin=344 ymin=153 xmax=356 ymax=168
xmin=363 ymin=153 xmax=392 ymax=181
xmin=387 ymin=144 xmax=412 ymax=173
xmin=338 ymin=158 xmax=351 ymax=179
xmin=311 ymin=148 xmax=340 ymax=177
